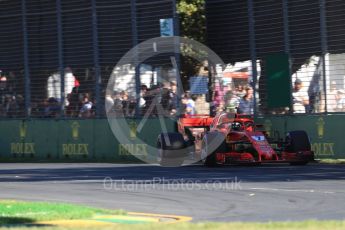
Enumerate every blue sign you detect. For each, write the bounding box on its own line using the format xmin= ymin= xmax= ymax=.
xmin=160 ymin=18 xmax=174 ymax=37
xmin=190 ymin=77 xmax=209 ymax=94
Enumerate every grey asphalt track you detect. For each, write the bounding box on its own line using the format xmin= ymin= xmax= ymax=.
xmin=0 ymin=163 xmax=344 ymax=222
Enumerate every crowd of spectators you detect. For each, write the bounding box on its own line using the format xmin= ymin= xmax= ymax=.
xmin=327 ymin=81 xmax=345 ymax=113
xmin=211 ymin=82 xmax=254 ymax=116
xmin=36 ymin=90 xmax=97 ymax=119
xmin=34 ymin=69 xmax=97 ymax=118
xmin=292 ymin=79 xmax=345 ymax=114
xmin=0 ymin=71 xmax=25 ymax=118
xmin=2 ymin=66 xmax=345 ymax=118
xmin=106 ymin=80 xmax=195 ymax=117
xmin=0 ymin=67 xmax=256 ymax=118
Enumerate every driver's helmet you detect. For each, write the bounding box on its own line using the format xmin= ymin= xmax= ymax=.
xmin=231 ymin=122 xmax=242 ymax=131
xmin=244 ymin=121 xmax=254 ymax=131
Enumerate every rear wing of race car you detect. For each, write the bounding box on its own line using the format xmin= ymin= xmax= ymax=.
xmin=234 ymin=114 xmax=254 ymax=119
xmin=178 ymin=114 xmax=214 ymax=130
xmin=177 ymin=114 xmax=214 ymax=142
xmin=177 ymin=113 xmax=253 ymax=131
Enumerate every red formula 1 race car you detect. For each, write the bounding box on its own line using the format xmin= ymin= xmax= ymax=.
xmin=157 ymin=112 xmax=314 ymax=167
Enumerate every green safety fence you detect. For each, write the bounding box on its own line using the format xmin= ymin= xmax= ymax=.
xmin=256 ymin=115 xmax=345 ymax=159
xmin=0 ymin=118 xmax=176 ymax=162
xmin=1 ymin=115 xmax=343 ymax=161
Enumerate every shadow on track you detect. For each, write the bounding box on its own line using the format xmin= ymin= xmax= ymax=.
xmin=0 ymin=163 xmax=344 ymax=183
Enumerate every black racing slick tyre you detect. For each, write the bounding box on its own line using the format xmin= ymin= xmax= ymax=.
xmin=157 ymin=133 xmax=186 ymax=167
xmin=201 ymin=132 xmax=227 ymax=167
xmin=286 ymin=130 xmax=312 ymax=166
xmin=285 ymin=130 xmax=311 ymax=152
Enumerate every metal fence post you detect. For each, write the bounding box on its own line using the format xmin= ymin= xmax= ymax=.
xmin=173 ymin=0 xmax=180 ymax=38
xmin=172 ymin=0 xmax=182 ymax=115
xmin=131 ymin=0 xmax=141 ymax=118
xmin=247 ymin=0 xmax=258 ymax=116
xmin=319 ymin=0 xmax=328 ymax=113
xmin=282 ymin=0 xmax=293 ymax=113
xmin=282 ymin=0 xmax=290 ymax=54
xmin=22 ymin=0 xmax=31 ymax=118
xmin=91 ymin=0 xmax=101 ymax=117
xmin=56 ymin=0 xmax=65 ymax=117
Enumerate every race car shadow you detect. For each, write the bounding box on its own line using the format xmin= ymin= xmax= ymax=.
xmin=0 ymin=162 xmax=344 ymax=184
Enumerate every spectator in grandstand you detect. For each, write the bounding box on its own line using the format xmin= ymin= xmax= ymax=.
xmin=169 ymin=80 xmax=178 ymax=115
xmin=292 ymin=79 xmax=309 ymax=113
xmin=120 ymin=90 xmax=136 ymax=117
xmin=29 ymin=96 xmax=44 ymax=117
xmin=44 ymin=97 xmax=60 ymax=118
xmin=5 ymin=95 xmax=17 ymax=118
xmin=47 ymin=67 xmax=77 ymax=107
xmin=328 ymin=81 xmax=339 ymax=112
xmin=42 ymin=99 xmax=50 ymax=118
xmin=79 ymin=93 xmax=93 ymax=118
xmin=213 ymin=80 xmax=225 ymax=108
xmin=181 ymin=96 xmax=188 ymax=115
xmin=225 ymin=91 xmax=240 ymax=113
xmin=127 ymin=95 xmax=137 ymax=117
xmin=198 ymin=60 xmax=209 ymax=77
xmin=66 ymin=86 xmax=81 ymax=117
xmin=142 ymin=84 xmax=161 ymax=116
xmin=120 ymin=91 xmax=129 ymax=115
xmin=0 ymin=73 xmax=11 ymax=117
xmin=235 ymin=85 xmax=246 ymax=98
xmin=158 ymin=80 xmax=180 ymax=116
xmin=237 ymin=86 xmax=254 ymax=115
xmin=15 ymin=94 xmax=25 ymax=117
xmin=216 ymin=101 xmax=225 ymax=114
xmin=0 ymin=71 xmax=23 ymax=118
xmin=105 ymin=93 xmax=114 ymax=114
xmin=6 ymin=94 xmax=25 ymax=118
xmin=336 ymin=90 xmax=345 ymax=112
xmin=139 ymin=84 xmax=148 ymax=109
xmin=160 ymin=82 xmax=171 ymax=113
xmin=113 ymin=91 xmax=125 ymax=116
xmin=182 ymin=92 xmax=197 ymax=115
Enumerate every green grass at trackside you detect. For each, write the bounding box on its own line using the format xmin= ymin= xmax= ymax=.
xmin=318 ymin=159 xmax=345 ymax=164
xmin=2 ymin=221 xmax=345 ymax=230
xmin=1 ymin=202 xmax=345 ymax=230
xmin=0 ymin=200 xmax=126 ymax=225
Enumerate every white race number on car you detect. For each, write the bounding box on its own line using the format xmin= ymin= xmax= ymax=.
xmin=251 ymin=135 xmax=266 ymax=142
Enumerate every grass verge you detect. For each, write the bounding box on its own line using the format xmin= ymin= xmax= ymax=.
xmin=0 ymin=200 xmax=125 ymax=225
xmin=2 ymin=220 xmax=345 ymax=230
xmin=318 ymin=159 xmax=345 ymax=164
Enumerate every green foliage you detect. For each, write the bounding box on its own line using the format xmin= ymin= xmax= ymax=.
xmin=177 ymin=0 xmax=206 ymax=43
xmin=177 ymin=0 xmax=206 ymax=78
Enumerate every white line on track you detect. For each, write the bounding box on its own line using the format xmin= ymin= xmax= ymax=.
xmin=248 ymin=187 xmax=336 ymax=194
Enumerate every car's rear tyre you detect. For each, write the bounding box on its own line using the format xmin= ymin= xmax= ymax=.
xmin=286 ymin=130 xmax=312 ymax=166
xmin=285 ymin=130 xmax=311 ymax=152
xmin=201 ymin=132 xmax=227 ymax=167
xmin=157 ymin=133 xmax=186 ymax=167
